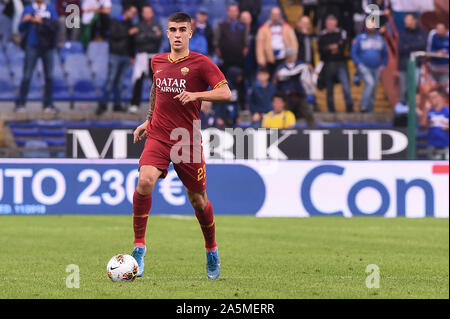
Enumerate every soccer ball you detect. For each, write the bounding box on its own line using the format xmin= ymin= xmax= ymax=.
xmin=106 ymin=254 xmax=139 ymax=282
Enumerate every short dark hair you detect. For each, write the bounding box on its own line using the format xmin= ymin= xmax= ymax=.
xmin=429 ymin=87 xmax=447 ymax=97
xmin=326 ymin=14 xmax=337 ymax=21
xmin=168 ymin=12 xmax=192 ymax=24
xmin=272 ymin=92 xmax=286 ymax=102
xmin=405 ymin=12 xmax=418 ymax=19
xmin=142 ymin=4 xmax=153 ymax=11
xmin=258 ymin=67 xmax=270 ymax=74
xmin=122 ymin=4 xmax=136 ymax=13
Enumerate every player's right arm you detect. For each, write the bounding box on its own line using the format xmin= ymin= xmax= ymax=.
xmin=133 ymin=82 xmax=156 ymax=144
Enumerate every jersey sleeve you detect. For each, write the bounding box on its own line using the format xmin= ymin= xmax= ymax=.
xmin=201 ymin=57 xmax=227 ymax=89
xmin=285 ymin=111 xmax=296 ymax=128
xmin=150 ymin=56 xmax=157 ymax=80
xmin=261 ymin=112 xmax=270 ymax=128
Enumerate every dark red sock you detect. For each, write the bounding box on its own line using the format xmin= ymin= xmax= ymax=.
xmin=195 ymin=200 xmax=217 ymax=251
xmin=133 ymin=190 xmax=152 ymax=247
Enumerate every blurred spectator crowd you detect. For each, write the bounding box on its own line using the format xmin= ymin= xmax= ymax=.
xmin=0 ymin=0 xmax=448 ymax=153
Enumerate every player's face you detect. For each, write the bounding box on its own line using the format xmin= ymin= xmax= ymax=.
xmin=227 ymin=5 xmax=239 ymax=21
xmin=142 ymin=7 xmax=154 ymax=22
xmin=257 ymin=71 xmax=269 ymax=83
xmin=297 ymin=17 xmax=311 ymax=33
xmin=404 ymin=15 xmax=417 ymax=29
xmin=240 ymin=11 xmax=252 ymax=26
xmin=167 ymin=22 xmax=192 ymax=52
xmin=429 ymin=92 xmax=442 ymax=108
xmin=436 ymin=24 xmax=447 ymax=37
xmin=272 ymin=97 xmax=285 ymax=113
xmin=270 ymin=8 xmax=282 ymax=25
xmin=325 ymin=18 xmax=337 ymax=31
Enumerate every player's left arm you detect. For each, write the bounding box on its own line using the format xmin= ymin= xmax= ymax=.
xmin=174 ymin=83 xmax=232 ymax=105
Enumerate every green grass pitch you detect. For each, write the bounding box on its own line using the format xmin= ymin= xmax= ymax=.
xmin=0 ymin=215 xmax=448 ymax=299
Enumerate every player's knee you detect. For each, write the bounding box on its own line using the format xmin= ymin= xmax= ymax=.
xmin=137 ymin=175 xmax=156 ymax=195
xmin=189 ymin=193 xmax=207 ymax=212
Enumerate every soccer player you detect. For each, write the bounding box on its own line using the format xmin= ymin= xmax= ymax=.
xmin=131 ymin=12 xmax=232 ymax=279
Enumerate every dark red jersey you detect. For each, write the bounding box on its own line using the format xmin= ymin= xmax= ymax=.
xmin=147 ymin=51 xmax=227 ymax=145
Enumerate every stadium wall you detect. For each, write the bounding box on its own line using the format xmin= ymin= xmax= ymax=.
xmin=0 ymin=159 xmax=448 ymax=218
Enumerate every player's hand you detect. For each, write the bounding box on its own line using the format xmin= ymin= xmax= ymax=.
xmin=33 ymin=16 xmax=43 ymax=24
xmin=22 ymin=14 xmax=33 ymax=23
xmin=252 ymin=112 xmax=261 ymax=122
xmin=129 ymin=27 xmax=139 ymax=35
xmin=174 ymin=91 xmax=199 ymax=105
xmin=133 ymin=121 xmax=148 ymax=144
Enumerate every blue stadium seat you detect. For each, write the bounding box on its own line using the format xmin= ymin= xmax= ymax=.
xmin=7 ymin=43 xmax=27 ymax=88
xmin=64 ymin=53 xmax=97 ymax=100
xmin=367 ymin=122 xmax=394 ymax=129
xmin=317 ymin=122 xmax=342 ymax=129
xmin=294 ymin=122 xmax=308 ymax=129
xmin=91 ymin=120 xmax=121 ymax=128
xmin=119 ymin=120 xmax=141 ymax=129
xmin=21 ymin=140 xmax=50 ymax=158
xmin=53 ymin=79 xmax=71 ymax=100
xmin=111 ymin=3 xmax=123 ymax=18
xmin=53 ymin=51 xmax=66 ymax=80
xmin=72 ymin=80 xmax=98 ymax=100
xmin=0 ymin=79 xmax=15 ymax=100
xmin=86 ymin=41 xmax=108 ymax=64
xmin=416 ymin=142 xmax=428 ymax=149
xmin=341 ymin=122 xmax=369 ymax=129
xmin=50 ymin=51 xmax=71 ymax=100
xmin=261 ymin=0 xmax=278 ymax=5
xmin=12 ymin=128 xmax=40 ymax=137
xmin=8 ymin=121 xmax=37 ymax=128
xmin=4 ymin=42 xmax=24 ymax=65
xmin=15 ymin=139 xmax=28 ymax=147
xmin=64 ymin=120 xmax=93 ymax=128
xmin=150 ymin=0 xmax=175 ymax=9
xmin=176 ymin=0 xmax=201 ymax=16
xmin=9 ymin=58 xmax=24 ymax=88
xmin=36 ymin=120 xmax=64 ymax=129
xmin=44 ymin=138 xmax=66 ymax=147
xmin=416 ymin=132 xmax=428 ymax=139
xmin=203 ymin=1 xmax=227 ymax=22
xmin=0 ymin=47 xmax=7 ymax=65
xmin=89 ymin=48 xmax=109 ymax=88
xmin=0 ymin=5 xmax=12 ymax=43
xmin=40 ymin=128 xmax=67 ymax=137
xmin=0 ymin=59 xmax=14 ymax=100
xmin=64 ymin=53 xmax=92 ymax=81
xmin=258 ymin=5 xmax=273 ymax=26
xmin=60 ymin=41 xmax=84 ymax=62
xmin=141 ymin=78 xmax=152 ymax=101
xmin=235 ymin=122 xmax=252 ymax=129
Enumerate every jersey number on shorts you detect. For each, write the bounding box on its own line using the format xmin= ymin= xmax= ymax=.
xmin=197 ymin=164 xmax=206 ymax=182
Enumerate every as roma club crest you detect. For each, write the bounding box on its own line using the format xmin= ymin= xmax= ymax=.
xmin=181 ymin=67 xmax=190 ymax=76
